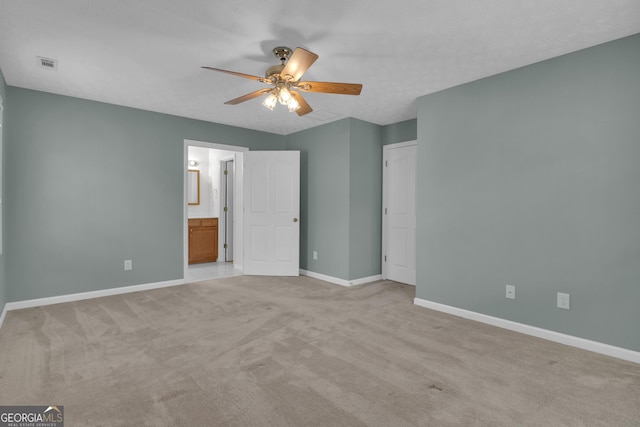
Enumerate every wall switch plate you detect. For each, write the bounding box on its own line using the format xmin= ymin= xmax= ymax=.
xmin=505 ymin=285 xmax=516 ymax=300
xmin=557 ymin=292 xmax=570 ymax=309
xmin=124 ymin=260 xmax=132 ymax=271
xmin=313 ymin=251 xmax=318 ymax=260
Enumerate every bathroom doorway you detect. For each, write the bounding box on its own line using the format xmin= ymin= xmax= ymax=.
xmin=184 ymin=139 xmax=247 ymax=282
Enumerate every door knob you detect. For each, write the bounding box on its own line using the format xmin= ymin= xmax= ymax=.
xmin=293 ymin=218 xmax=298 ymax=222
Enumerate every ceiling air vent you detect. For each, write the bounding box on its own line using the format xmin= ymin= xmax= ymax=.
xmin=38 ymin=57 xmax=58 ymax=71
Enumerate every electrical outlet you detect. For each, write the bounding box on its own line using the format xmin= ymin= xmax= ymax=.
xmin=557 ymin=292 xmax=570 ymax=310
xmin=505 ymin=285 xmax=515 ymax=300
xmin=313 ymin=251 xmax=318 ymax=260
xmin=124 ymin=260 xmax=132 ymax=271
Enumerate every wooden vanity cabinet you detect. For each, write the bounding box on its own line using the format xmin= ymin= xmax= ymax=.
xmin=188 ymin=218 xmax=218 ymax=264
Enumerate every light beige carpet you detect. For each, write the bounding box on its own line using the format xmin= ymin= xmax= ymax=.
xmin=0 ymin=276 xmax=638 ymax=426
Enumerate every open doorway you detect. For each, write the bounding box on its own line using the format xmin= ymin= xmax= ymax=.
xmin=183 ymin=139 xmax=247 ymax=283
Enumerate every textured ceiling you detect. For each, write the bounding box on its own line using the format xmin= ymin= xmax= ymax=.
xmin=1 ymin=0 xmax=639 ymax=135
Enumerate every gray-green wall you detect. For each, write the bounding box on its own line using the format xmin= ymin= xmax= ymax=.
xmin=382 ymin=119 xmax=416 ymax=145
xmin=5 ymin=88 xmax=284 ymax=301
xmin=0 ymin=68 xmax=6 ymax=314
xmin=416 ymin=34 xmax=640 ymax=352
xmin=349 ymin=119 xmax=383 ymax=280
xmin=286 ymin=118 xmax=383 ymax=281
xmin=286 ymin=120 xmax=351 ymax=279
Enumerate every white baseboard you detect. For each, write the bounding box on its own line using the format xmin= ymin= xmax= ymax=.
xmin=299 ymin=270 xmax=382 ymax=287
xmin=300 ymin=269 xmax=352 ymax=286
xmin=350 ymin=274 xmax=383 ymax=286
xmin=414 ymin=297 xmax=640 ymax=364
xmin=4 ymin=279 xmax=186 ymax=313
xmin=0 ymin=304 xmax=8 ymax=332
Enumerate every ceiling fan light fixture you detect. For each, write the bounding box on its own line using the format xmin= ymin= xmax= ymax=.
xmin=278 ymin=87 xmax=293 ymax=105
xmin=287 ymin=97 xmax=300 ymax=112
xmin=262 ymin=92 xmax=278 ymax=110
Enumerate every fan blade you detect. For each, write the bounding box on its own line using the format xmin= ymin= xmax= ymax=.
xmin=280 ymin=48 xmax=318 ymax=82
xmin=291 ymin=91 xmax=313 ymax=116
xmin=202 ymin=67 xmax=267 ymax=82
xmin=296 ymin=81 xmax=362 ymax=95
xmin=224 ymin=88 xmax=273 ymax=105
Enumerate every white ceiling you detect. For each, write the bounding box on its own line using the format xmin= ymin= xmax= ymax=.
xmin=1 ymin=1 xmax=639 ymax=135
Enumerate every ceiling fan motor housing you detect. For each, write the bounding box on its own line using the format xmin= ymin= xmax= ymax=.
xmin=265 ymin=64 xmax=285 ymax=79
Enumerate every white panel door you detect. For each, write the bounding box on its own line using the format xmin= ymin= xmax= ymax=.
xmin=383 ymin=143 xmax=417 ymax=285
xmin=243 ymin=151 xmax=300 ymax=276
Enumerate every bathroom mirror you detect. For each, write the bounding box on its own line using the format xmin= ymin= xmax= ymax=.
xmin=187 ymin=170 xmax=200 ymax=205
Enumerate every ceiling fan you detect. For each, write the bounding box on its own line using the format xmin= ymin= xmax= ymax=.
xmin=202 ymin=46 xmax=362 ymax=116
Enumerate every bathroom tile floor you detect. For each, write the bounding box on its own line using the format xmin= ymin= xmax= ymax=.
xmin=186 ymin=261 xmax=242 ymax=283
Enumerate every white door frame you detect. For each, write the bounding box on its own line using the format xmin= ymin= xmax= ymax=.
xmin=219 ymin=158 xmax=235 ymax=262
xmin=183 ymin=139 xmax=248 ymax=279
xmin=382 ymin=140 xmax=417 ymax=283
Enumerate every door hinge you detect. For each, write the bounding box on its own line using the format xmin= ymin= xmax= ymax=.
xmin=385 ymin=160 xmax=388 ymax=167
xmin=224 ymin=169 xmax=229 ymax=175
xmin=224 ymin=206 xmax=228 ymax=212
xmin=384 ymin=255 xmax=387 ymax=262
xmin=384 ymin=207 xmax=387 ymax=214
xmin=224 ymin=243 xmax=228 ymax=249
